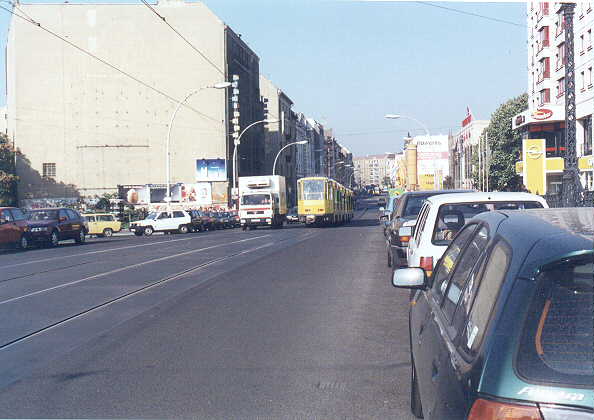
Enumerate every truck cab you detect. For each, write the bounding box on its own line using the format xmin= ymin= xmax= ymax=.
xmin=238 ymin=176 xmax=287 ymax=230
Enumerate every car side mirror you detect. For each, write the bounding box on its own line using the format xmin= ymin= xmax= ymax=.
xmin=398 ymin=226 xmax=413 ymax=237
xmin=379 ymin=207 xmax=385 ymax=212
xmin=392 ymin=268 xmax=427 ymax=289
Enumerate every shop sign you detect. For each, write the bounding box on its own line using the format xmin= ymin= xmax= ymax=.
xmin=532 ymin=109 xmax=553 ymax=120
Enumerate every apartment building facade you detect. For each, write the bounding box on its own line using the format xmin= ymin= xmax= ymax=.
xmin=513 ymin=1 xmax=593 ymax=194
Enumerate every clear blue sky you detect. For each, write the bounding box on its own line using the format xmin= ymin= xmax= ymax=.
xmin=0 ymin=0 xmax=527 ymax=156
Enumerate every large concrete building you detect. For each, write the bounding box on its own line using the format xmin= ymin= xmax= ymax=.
xmin=512 ymin=1 xmax=593 ymax=194
xmin=354 ymin=154 xmax=395 ymax=187
xmin=7 ymin=0 xmax=263 ymax=206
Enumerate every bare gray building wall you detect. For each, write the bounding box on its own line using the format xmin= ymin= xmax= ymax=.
xmin=6 ymin=1 xmax=245 ymax=202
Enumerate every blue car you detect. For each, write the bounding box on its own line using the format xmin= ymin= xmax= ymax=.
xmin=393 ymin=208 xmax=593 ymax=419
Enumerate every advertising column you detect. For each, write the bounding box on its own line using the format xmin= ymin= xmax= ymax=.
xmin=416 ymin=135 xmax=449 ymax=190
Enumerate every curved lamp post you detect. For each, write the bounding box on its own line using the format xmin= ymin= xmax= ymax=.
xmin=166 ymin=81 xmax=231 ymax=206
xmin=272 ymin=140 xmax=308 ymax=175
xmin=232 ymin=119 xmax=279 ymax=191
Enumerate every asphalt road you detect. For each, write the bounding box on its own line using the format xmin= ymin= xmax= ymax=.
xmin=0 ymin=199 xmax=415 ymax=419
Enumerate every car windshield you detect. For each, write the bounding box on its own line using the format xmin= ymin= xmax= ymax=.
xmin=517 ymin=256 xmax=593 ymax=387
xmin=241 ymin=194 xmax=271 ymax=205
xmin=222 ymin=212 xmax=230 ymax=217
xmin=27 ymin=210 xmax=59 ymax=221
xmin=145 ymin=212 xmax=157 ymax=220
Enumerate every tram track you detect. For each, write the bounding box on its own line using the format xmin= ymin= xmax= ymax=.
xmin=0 ymin=230 xmax=319 ymax=351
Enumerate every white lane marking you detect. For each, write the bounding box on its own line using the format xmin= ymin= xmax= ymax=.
xmin=1 ymin=233 xmax=240 ymax=269
xmin=0 ymin=235 xmax=270 ymax=306
xmin=0 ymin=240 xmax=279 ymax=350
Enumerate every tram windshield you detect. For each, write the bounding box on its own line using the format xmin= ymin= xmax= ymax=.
xmin=241 ymin=194 xmax=271 ymax=205
xmin=302 ymin=180 xmax=325 ymax=200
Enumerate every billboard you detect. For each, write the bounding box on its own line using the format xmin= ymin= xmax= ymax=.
xmin=171 ymin=183 xmax=212 ymax=206
xmin=196 ymin=158 xmax=227 ymax=182
xmin=416 ymin=135 xmax=449 ymax=190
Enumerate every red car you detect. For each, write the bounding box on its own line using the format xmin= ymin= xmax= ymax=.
xmin=0 ymin=207 xmax=30 ymax=250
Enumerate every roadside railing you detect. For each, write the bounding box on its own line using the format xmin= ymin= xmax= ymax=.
xmin=543 ymin=191 xmax=594 ymax=208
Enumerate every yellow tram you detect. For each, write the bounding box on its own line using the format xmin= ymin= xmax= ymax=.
xmin=297 ymin=177 xmax=354 ymax=226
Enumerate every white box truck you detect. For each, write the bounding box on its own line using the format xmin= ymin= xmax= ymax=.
xmin=238 ymin=175 xmax=287 ymax=230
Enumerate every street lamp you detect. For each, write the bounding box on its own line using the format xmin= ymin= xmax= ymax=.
xmin=165 ymin=81 xmax=232 ymax=207
xmin=232 ymin=119 xmax=280 ymax=196
xmin=273 ymin=140 xmax=308 ymax=175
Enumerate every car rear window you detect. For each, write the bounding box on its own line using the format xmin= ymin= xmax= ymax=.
xmin=403 ymin=195 xmax=431 ymax=217
xmin=517 ymin=255 xmax=593 ymax=388
xmin=432 ymin=201 xmax=544 ymax=246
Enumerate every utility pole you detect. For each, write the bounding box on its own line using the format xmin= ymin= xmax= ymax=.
xmin=560 ymin=2 xmax=583 ymax=206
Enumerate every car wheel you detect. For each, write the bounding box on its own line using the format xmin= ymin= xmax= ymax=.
xmin=387 ymin=248 xmax=392 ymax=267
xmin=75 ymin=229 xmax=86 ymax=244
xmin=48 ymin=230 xmax=59 ymax=247
xmin=178 ymin=225 xmax=189 ymax=234
xmin=103 ymin=228 xmax=113 ymax=237
xmin=18 ymin=234 xmax=29 ymax=250
xmin=144 ymin=226 xmax=154 ymax=236
xmin=411 ymin=357 xmax=424 ymax=419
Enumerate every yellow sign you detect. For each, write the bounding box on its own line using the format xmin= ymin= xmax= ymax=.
xmin=579 ymin=155 xmax=593 ymax=170
xmin=522 ymin=139 xmax=546 ymax=195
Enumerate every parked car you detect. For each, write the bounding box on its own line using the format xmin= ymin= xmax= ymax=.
xmin=218 ymin=212 xmax=234 ymax=229
xmin=0 ymin=207 xmax=30 ymax=250
xmin=286 ymin=207 xmax=299 ymax=224
xmin=130 ymin=210 xmax=191 ymax=236
xmin=378 ymin=196 xmax=387 ymax=206
xmin=386 ymin=190 xmax=470 ymax=269
xmin=26 ymin=208 xmax=87 ymax=247
xmin=83 ymin=213 xmax=121 ymax=237
xmin=208 ymin=212 xmax=224 ymax=230
xmin=187 ymin=209 xmax=209 ymax=232
xmin=380 ymin=196 xmax=400 ymax=235
xmin=407 ymin=192 xmax=548 ymax=276
xmin=229 ymin=210 xmax=241 ymax=227
xmin=392 ymin=207 xmax=593 ymax=420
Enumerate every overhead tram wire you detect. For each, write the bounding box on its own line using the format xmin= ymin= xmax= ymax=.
xmin=415 ymin=2 xmax=526 ymax=28
xmin=140 ymin=0 xmax=225 ymax=76
xmin=0 ymin=4 xmax=220 ymax=124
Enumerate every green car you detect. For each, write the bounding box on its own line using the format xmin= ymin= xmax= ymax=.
xmin=393 ymin=208 xmax=593 ymax=419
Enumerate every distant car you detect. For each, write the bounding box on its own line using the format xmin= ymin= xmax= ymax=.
xmin=393 ymin=207 xmax=593 ymax=420
xmin=187 ymin=210 xmax=209 ymax=232
xmin=208 ymin=212 xmax=224 ymax=230
xmin=378 ymin=196 xmax=387 ymax=206
xmin=386 ymin=190 xmax=470 ymax=269
xmin=407 ymin=192 xmax=548 ymax=276
xmin=130 ymin=210 xmax=191 ymax=236
xmin=229 ymin=210 xmax=241 ymax=227
xmin=26 ymin=208 xmax=87 ymax=247
xmin=286 ymin=207 xmax=299 ymax=223
xmin=218 ymin=212 xmax=234 ymax=229
xmin=83 ymin=213 xmax=121 ymax=237
xmin=0 ymin=207 xmax=30 ymax=250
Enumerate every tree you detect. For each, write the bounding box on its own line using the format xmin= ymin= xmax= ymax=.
xmin=0 ymin=133 xmax=17 ymax=206
xmin=473 ymin=93 xmax=527 ymax=191
xmin=443 ymin=175 xmax=454 ymax=189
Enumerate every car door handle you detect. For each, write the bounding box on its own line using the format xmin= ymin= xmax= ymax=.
xmin=431 ymin=360 xmax=439 ymax=383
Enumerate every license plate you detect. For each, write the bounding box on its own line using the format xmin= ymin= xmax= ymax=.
xmin=251 ymin=219 xmax=261 ymax=222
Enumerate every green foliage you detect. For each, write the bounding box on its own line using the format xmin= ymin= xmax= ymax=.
xmin=473 ymin=93 xmax=528 ymax=191
xmin=443 ymin=175 xmax=454 ymax=189
xmin=94 ymin=192 xmax=118 ymax=211
xmin=0 ymin=133 xmax=17 ymax=206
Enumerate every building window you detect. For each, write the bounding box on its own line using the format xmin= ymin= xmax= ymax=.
xmin=585 ymin=117 xmax=593 ymax=156
xmin=42 ymin=163 xmax=56 ymax=178
xmin=580 ymin=34 xmax=585 ymax=54
xmin=556 ymin=43 xmax=566 ymax=69
xmin=589 ymin=67 xmax=593 ymax=88
xmin=541 ymin=2 xmax=550 ymax=16
xmin=557 ymin=77 xmax=566 ymax=97
xmin=556 ymin=13 xmax=564 ymax=37
xmin=538 ymin=26 xmax=550 ymax=50
xmin=538 ymin=57 xmax=550 ymax=82
xmin=581 ymin=70 xmax=586 ymax=91
xmin=588 ymin=30 xmax=592 ymax=50
xmin=539 ymin=88 xmax=551 ymax=105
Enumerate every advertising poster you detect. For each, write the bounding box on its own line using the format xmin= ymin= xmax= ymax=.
xmin=416 ymin=135 xmax=449 ymax=190
xmin=196 ymin=159 xmax=227 ymax=182
xmin=149 ymin=186 xmax=167 ymax=203
xmin=211 ymin=182 xmax=228 ymax=204
xmin=171 ymin=183 xmax=212 ymax=205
